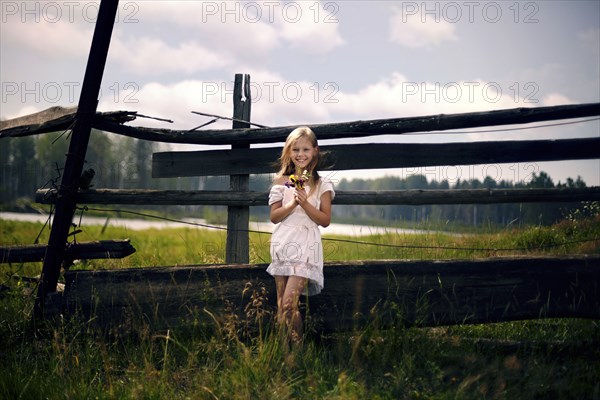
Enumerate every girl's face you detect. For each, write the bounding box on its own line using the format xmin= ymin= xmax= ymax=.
xmin=290 ymin=136 xmax=317 ymax=172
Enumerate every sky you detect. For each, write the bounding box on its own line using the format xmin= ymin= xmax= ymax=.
xmin=1 ymin=0 xmax=599 ymax=186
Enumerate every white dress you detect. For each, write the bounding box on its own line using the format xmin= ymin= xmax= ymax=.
xmin=266 ymin=178 xmax=335 ymax=296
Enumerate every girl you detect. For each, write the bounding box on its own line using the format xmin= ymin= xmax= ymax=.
xmin=266 ymin=126 xmax=334 ymax=344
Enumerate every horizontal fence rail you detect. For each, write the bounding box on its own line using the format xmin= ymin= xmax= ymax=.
xmin=1 ymin=240 xmax=135 ymax=264
xmin=2 ymin=104 xmax=599 ymax=147
xmin=91 ymin=103 xmax=600 ymax=145
xmin=153 ymin=137 xmax=600 ymax=177
xmin=56 ymin=256 xmax=600 ymax=331
xmin=0 ymin=108 xmax=135 ymax=139
xmin=36 ymin=187 xmax=600 ymax=206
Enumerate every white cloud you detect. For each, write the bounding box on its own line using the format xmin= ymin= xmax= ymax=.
xmin=315 ymin=72 xmax=588 ymax=146
xmin=109 ymin=35 xmax=233 ymax=76
xmin=1 ymin=1 xmax=344 ymax=84
xmin=135 ymin=1 xmax=343 ymax=56
xmin=541 ymin=93 xmax=575 ymax=107
xmin=240 ymin=69 xmax=334 ymax=126
xmin=1 ymin=19 xmax=92 ymax=57
xmin=389 ymin=6 xmax=457 ymax=48
xmin=330 ymin=72 xmax=535 ymax=122
xmin=133 ymin=2 xmax=281 ymax=56
xmin=110 ymin=70 xmax=581 ymax=145
xmin=3 ymin=105 xmax=43 ymax=121
xmin=275 ymin=1 xmax=345 ymax=54
xmin=98 ymin=72 xmax=334 ymax=131
xmin=99 ymin=80 xmax=232 ymax=130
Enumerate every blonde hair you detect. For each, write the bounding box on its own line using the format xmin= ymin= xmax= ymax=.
xmin=275 ymin=126 xmax=321 ymax=194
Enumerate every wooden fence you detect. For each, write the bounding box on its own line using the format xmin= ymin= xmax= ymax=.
xmin=1 ymin=0 xmax=599 ymax=330
xmin=2 ymin=85 xmax=600 ymax=330
xmin=9 ymin=92 xmax=599 ymax=331
xmin=56 ymin=257 xmax=600 ymax=332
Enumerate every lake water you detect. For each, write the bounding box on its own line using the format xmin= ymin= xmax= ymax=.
xmin=0 ymin=212 xmax=433 ymax=237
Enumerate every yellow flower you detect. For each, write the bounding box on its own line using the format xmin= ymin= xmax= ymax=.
xmin=286 ymin=170 xmax=311 ymax=189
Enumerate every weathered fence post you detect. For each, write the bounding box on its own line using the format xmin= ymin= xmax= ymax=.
xmin=225 ymin=74 xmax=251 ymax=263
xmin=34 ymin=0 xmax=120 ymax=318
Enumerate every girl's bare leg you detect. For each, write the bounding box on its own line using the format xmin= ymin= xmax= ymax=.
xmin=274 ymin=276 xmax=288 ymax=326
xmin=281 ymin=276 xmax=307 ymax=344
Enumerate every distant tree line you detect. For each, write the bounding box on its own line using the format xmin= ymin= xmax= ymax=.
xmin=0 ymin=132 xmax=588 ymax=227
xmin=333 ymin=173 xmax=587 ymax=228
xmin=1 ymin=130 xmax=159 ymax=202
xmin=0 ymin=131 xmax=266 ymax=219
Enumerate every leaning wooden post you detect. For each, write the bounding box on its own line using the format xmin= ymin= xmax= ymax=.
xmin=225 ymin=74 xmax=251 ymax=263
xmin=34 ymin=0 xmax=120 ymax=318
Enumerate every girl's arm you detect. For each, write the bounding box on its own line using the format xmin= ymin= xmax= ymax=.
xmin=269 ymin=176 xmax=298 ymax=224
xmin=270 ymin=197 xmax=297 ymax=224
xmin=295 ymin=188 xmax=332 ymax=227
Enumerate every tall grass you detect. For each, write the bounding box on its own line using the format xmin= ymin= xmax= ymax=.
xmin=2 ymin=212 xmax=599 ymax=273
xmin=0 ymin=289 xmax=598 ymax=399
xmin=1 ymin=212 xmax=599 ymax=399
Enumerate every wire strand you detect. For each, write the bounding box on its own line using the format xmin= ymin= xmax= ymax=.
xmin=406 ymin=116 xmax=600 ymax=135
xmin=75 ymin=206 xmax=599 ymax=253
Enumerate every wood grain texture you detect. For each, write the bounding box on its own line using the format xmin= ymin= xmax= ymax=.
xmin=55 ymin=256 xmax=600 ymax=331
xmin=94 ymin=103 xmax=600 ymax=145
xmin=1 ymin=240 xmax=135 ymax=264
xmin=152 ymin=138 xmax=600 ymax=177
xmin=36 ymin=187 xmax=600 ymax=206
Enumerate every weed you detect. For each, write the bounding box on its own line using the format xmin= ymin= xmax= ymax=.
xmin=1 ymin=215 xmax=599 ymax=398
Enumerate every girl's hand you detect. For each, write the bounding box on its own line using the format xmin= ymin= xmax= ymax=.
xmin=293 ymin=188 xmax=308 ymax=206
xmin=296 ymin=188 xmax=333 ymax=228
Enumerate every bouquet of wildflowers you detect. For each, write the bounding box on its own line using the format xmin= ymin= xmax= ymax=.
xmin=285 ymin=170 xmax=311 ymax=190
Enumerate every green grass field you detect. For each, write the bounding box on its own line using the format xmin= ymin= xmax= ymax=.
xmin=2 ymin=209 xmax=598 ymax=271
xmin=1 ymin=213 xmax=599 ymax=399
